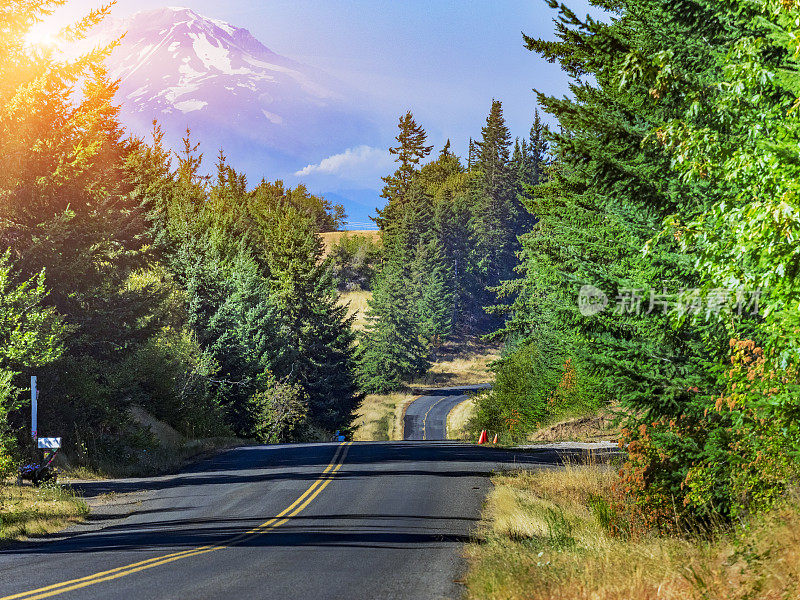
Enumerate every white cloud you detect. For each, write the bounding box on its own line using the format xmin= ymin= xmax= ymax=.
xmin=294 ymin=145 xmax=394 ymax=187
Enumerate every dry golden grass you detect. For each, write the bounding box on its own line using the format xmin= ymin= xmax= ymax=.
xmin=446 ymin=397 xmax=475 ymax=440
xmin=408 ymin=342 xmax=500 ymax=388
xmin=391 ymin=395 xmax=416 ymax=440
xmin=0 ymin=483 xmax=88 ymax=542
xmin=319 ymin=230 xmax=381 ymax=257
xmin=352 ymin=392 xmax=416 ymax=441
xmin=528 ymin=408 xmax=621 ymax=443
xmin=339 ymin=290 xmax=372 ymax=332
xmin=466 ymin=467 xmax=800 ymax=600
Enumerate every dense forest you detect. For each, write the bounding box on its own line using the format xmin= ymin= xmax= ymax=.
xmin=0 ymin=2 xmax=358 ymax=472
xmin=474 ymin=0 xmax=800 ymax=528
xmin=3 ymin=0 xmax=800 ymax=535
xmin=357 ymin=0 xmax=800 ymax=530
xmin=357 ymin=106 xmax=546 ymax=392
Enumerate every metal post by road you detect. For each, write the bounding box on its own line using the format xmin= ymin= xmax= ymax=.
xmin=31 ymin=375 xmax=37 ymax=440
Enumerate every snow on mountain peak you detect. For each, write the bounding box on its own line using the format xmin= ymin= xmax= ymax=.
xmin=86 ymin=7 xmax=377 ymax=176
xmin=87 ymin=6 xmax=377 ymax=176
xmin=93 ymin=6 xmax=331 ymax=107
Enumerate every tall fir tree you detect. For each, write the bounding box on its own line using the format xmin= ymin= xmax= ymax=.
xmin=358 ymin=257 xmax=429 ymax=394
xmin=374 ymin=111 xmax=433 ymax=230
xmin=410 ymin=240 xmax=454 ymax=349
xmin=260 ymin=206 xmax=359 ymax=429
xmin=469 ymin=100 xmax=524 ymax=309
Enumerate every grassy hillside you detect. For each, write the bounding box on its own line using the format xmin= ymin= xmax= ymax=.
xmin=319 ymin=230 xmax=381 ymax=257
xmin=339 ymin=290 xmax=371 ymax=332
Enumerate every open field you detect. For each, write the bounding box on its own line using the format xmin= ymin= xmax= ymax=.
xmin=319 ymin=230 xmax=381 ymax=257
xmin=339 ymin=290 xmax=371 ymax=332
xmin=466 ymin=466 xmax=800 ymax=600
xmin=407 ymin=338 xmax=500 ymax=388
xmin=0 ymin=483 xmax=88 ymax=542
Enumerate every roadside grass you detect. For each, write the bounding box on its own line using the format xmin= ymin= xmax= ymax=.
xmin=465 ymin=465 xmax=800 ymax=600
xmin=0 ymin=482 xmax=88 ymax=542
xmin=446 ymin=397 xmax=475 ymax=440
xmin=352 ymin=392 xmax=415 ymax=441
xmin=339 ymin=290 xmax=371 ymax=332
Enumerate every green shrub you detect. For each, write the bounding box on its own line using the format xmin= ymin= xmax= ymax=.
xmin=247 ymin=377 xmax=308 ymax=443
xmin=329 ymin=234 xmax=382 ymax=291
xmin=472 ymin=340 xmax=602 ymax=439
xmin=111 ymin=327 xmax=225 ymax=438
xmin=0 ymin=444 xmax=16 ymax=479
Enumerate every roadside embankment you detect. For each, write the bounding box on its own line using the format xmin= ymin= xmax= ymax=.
xmin=352 ymin=392 xmax=416 ymax=441
xmin=446 ymin=397 xmax=475 ymax=440
xmin=465 ymin=464 xmax=800 ymax=600
xmin=62 ymin=406 xmax=242 ymax=479
xmin=0 ymin=483 xmax=87 ymax=543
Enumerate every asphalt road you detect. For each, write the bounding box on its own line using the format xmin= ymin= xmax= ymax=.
xmin=0 ymin=441 xmax=565 ymax=600
xmin=404 ymin=385 xmax=490 ymax=441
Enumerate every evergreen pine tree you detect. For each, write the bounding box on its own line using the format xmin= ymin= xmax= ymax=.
xmin=469 ymin=100 xmax=522 ymax=297
xmin=190 ymin=249 xmax=287 ymax=434
xmin=527 ymin=109 xmax=549 ymax=190
xmin=410 ymin=240 xmax=454 ymax=349
xmin=374 ymin=111 xmax=433 ymax=229
xmin=260 ymin=206 xmax=359 ymax=430
xmin=358 ymin=258 xmax=429 ymax=393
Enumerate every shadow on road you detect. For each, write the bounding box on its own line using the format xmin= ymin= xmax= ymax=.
xmin=64 ymin=442 xmax=616 ymax=498
xmin=0 ymin=442 xmax=620 ymax=557
xmin=1 ymin=512 xmax=480 ymax=555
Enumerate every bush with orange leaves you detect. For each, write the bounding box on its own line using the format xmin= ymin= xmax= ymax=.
xmin=682 ymin=339 xmax=800 ymax=518
xmin=612 ymin=339 xmax=800 ymax=534
xmin=612 ymin=414 xmax=712 ymax=536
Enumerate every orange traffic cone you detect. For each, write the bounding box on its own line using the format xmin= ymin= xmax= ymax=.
xmin=492 ymin=434 xmax=498 ymax=444
xmin=478 ymin=430 xmax=487 ymax=444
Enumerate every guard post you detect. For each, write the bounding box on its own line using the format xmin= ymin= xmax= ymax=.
xmin=31 ymin=375 xmax=37 ymax=441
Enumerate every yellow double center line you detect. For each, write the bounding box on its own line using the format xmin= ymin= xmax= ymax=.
xmin=422 ymin=397 xmax=448 ymax=441
xmin=2 ymin=442 xmax=352 ymax=600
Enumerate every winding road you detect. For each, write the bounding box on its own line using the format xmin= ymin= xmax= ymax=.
xmin=403 ymin=384 xmax=490 ymax=441
xmin=0 ymin=441 xmax=561 ymax=600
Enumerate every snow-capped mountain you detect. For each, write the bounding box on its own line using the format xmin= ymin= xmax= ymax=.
xmin=88 ymin=7 xmax=378 ymax=175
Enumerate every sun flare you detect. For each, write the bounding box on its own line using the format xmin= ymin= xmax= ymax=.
xmin=23 ymin=24 xmax=59 ymax=49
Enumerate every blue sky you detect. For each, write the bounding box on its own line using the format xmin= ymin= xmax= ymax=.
xmin=51 ymin=0 xmax=603 ymax=226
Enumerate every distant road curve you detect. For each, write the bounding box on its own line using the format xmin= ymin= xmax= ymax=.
xmin=403 ymin=384 xmax=491 ymax=441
